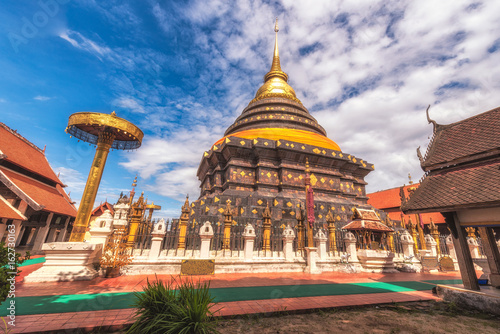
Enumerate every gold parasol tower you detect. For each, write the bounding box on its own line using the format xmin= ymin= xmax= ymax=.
xmin=66 ymin=111 xmax=143 ymax=242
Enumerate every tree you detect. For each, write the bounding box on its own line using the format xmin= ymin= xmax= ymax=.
xmin=1 ymin=242 xmax=30 ymax=302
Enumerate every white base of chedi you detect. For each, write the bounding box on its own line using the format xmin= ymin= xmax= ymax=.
xmin=24 ymin=242 xmax=102 ymax=282
xmin=356 ymin=249 xmax=397 ymax=273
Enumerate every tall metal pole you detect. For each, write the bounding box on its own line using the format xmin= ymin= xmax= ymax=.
xmin=69 ymin=131 xmax=115 ymax=242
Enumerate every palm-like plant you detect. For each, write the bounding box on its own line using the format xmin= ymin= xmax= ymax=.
xmin=127 ymin=276 xmax=219 ymax=334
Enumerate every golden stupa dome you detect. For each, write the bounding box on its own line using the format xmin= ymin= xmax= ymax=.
xmin=213 ymin=19 xmax=341 ymax=152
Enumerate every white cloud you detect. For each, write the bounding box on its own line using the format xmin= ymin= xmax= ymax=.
xmin=34 ymin=95 xmax=51 ymax=101
xmin=113 ymin=96 xmax=145 ymax=113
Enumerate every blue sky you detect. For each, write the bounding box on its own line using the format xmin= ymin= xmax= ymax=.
xmin=1 ymin=0 xmax=500 ymax=219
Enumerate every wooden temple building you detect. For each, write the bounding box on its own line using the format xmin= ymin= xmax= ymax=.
xmin=0 ymin=123 xmax=77 ymax=253
xmin=189 ymin=21 xmax=375 ymax=231
xmin=402 ymin=106 xmax=500 ymax=290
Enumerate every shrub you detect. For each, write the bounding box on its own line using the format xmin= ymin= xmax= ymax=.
xmin=127 ymin=276 xmax=219 ymax=334
xmin=0 ymin=242 xmax=30 ymax=303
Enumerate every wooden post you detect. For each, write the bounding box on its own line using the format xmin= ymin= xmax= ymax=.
xmin=446 ymin=212 xmax=479 ymax=290
xmin=478 ymin=227 xmax=500 ymax=288
xmin=296 ymin=204 xmax=305 ymax=251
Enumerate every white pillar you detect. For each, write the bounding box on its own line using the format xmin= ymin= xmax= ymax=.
xmin=343 ymin=231 xmax=358 ymax=263
xmin=89 ymin=210 xmax=113 ymax=247
xmin=32 ymin=213 xmax=53 ymax=253
xmin=305 ymin=247 xmax=320 ymax=274
xmin=445 ymin=235 xmax=460 ymax=270
xmin=149 ymin=219 xmax=167 ymax=261
xmin=314 ymin=229 xmax=327 ymax=260
xmin=282 ymin=224 xmax=295 ymax=261
xmin=400 ymin=230 xmax=415 ymax=259
xmin=57 ymin=217 xmax=71 ymax=242
xmin=199 ymin=221 xmax=214 ymax=259
xmin=467 ymin=237 xmax=480 ymax=259
xmin=425 ymin=234 xmax=438 ymax=257
xmin=242 ymin=223 xmax=256 ymax=260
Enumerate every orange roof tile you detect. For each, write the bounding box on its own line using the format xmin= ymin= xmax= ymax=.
xmin=368 ymin=184 xmax=445 ymax=224
xmin=0 ymin=123 xmax=62 ymax=185
xmin=91 ymin=202 xmax=114 ymax=216
xmin=0 ymin=196 xmax=26 ymax=220
xmin=367 ymin=184 xmax=418 ymax=210
xmin=0 ymin=167 xmax=77 ymax=217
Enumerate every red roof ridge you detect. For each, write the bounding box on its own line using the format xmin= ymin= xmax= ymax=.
xmin=0 ymin=122 xmax=44 ymax=154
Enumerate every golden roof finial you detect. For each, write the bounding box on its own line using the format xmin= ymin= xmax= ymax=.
xmin=268 ymin=17 xmax=284 ymax=77
xmin=408 ymin=173 xmax=413 ymax=185
xmin=305 ymin=158 xmax=310 ymax=173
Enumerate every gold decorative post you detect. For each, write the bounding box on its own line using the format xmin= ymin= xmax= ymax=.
xmin=127 ymin=192 xmax=145 ymax=248
xmin=177 ymin=196 xmax=190 ymax=250
xmin=295 ymin=203 xmax=305 ymax=251
xmin=429 ymin=218 xmax=440 ymax=255
xmin=223 ymin=200 xmax=233 ymax=250
xmin=407 ymin=218 xmax=419 ymax=254
xmin=415 ymin=214 xmax=427 ymax=250
xmin=305 ymin=159 xmax=315 ymax=248
xmin=66 ymin=111 xmax=143 ymax=242
xmin=326 ymin=209 xmax=336 ymax=254
xmin=262 ymin=204 xmax=272 ymax=252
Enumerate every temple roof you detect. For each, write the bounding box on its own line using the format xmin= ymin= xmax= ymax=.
xmin=342 ymin=208 xmax=394 ymax=232
xmin=404 ymin=106 xmax=500 ymax=213
xmin=216 ymin=19 xmax=341 ymax=152
xmin=0 ymin=195 xmax=26 ymax=220
xmin=420 ymin=106 xmax=500 ymax=171
xmin=0 ymin=123 xmax=63 ymax=185
xmin=0 ymin=166 xmax=77 ymax=217
xmin=403 ymin=159 xmax=500 ymax=213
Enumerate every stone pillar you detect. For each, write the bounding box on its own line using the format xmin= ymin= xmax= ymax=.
xmin=45 ymin=228 xmax=58 ymax=243
xmin=199 ymin=221 xmax=214 ymax=259
xmin=32 ymin=213 xmax=53 ymax=253
xmin=242 ymin=223 xmax=256 ymax=260
xmin=222 ymin=200 xmax=232 ymax=250
xmin=400 ymin=230 xmax=415 ymax=259
xmin=261 ymin=205 xmax=272 ymax=252
xmin=177 ymin=196 xmax=190 ymax=250
xmin=478 ymin=227 xmax=500 ymax=288
xmin=0 ymin=222 xmax=7 ymax=242
xmin=14 ymin=221 xmax=23 ymax=247
xmin=305 ymin=247 xmax=320 ymax=274
xmin=149 ymin=219 xmax=167 ymax=261
xmin=314 ymin=229 xmax=327 ymax=260
xmin=425 ymin=234 xmax=438 ymax=257
xmin=282 ymin=224 xmax=295 ymax=261
xmin=343 ymin=231 xmax=358 ymax=263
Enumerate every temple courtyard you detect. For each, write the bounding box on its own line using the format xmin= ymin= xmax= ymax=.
xmin=1 ymin=256 xmax=499 ymax=333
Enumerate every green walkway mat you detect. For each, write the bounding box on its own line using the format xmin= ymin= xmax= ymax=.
xmin=0 ymin=280 xmax=454 ymax=316
xmin=19 ymin=257 xmax=46 ymax=267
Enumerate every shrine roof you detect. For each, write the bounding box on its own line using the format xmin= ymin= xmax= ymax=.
xmin=402 ymin=159 xmax=500 ymax=213
xmin=0 ymin=123 xmax=63 ymax=185
xmin=342 ymin=219 xmax=394 ymax=232
xmin=0 ymin=196 xmax=26 ymax=220
xmin=0 ymin=166 xmax=77 ymax=217
xmin=91 ymin=202 xmax=114 ymax=216
xmin=421 ymin=107 xmax=500 ymax=170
